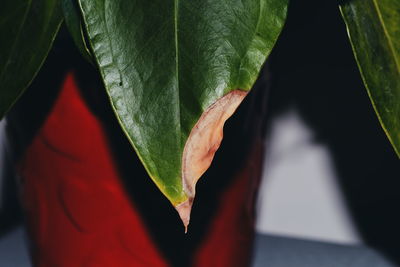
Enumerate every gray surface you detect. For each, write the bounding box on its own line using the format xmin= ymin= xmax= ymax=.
xmin=252 ymin=234 xmax=396 ymax=267
xmin=0 ymin=227 xmax=395 ymax=266
xmin=0 ymin=227 xmax=30 ymax=267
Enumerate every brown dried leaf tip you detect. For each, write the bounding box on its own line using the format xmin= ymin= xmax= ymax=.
xmin=175 ymin=90 xmax=248 ymax=231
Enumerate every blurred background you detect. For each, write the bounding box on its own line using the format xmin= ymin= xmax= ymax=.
xmin=254 ymin=0 xmax=400 ymax=264
xmin=0 ymin=0 xmax=399 ymax=266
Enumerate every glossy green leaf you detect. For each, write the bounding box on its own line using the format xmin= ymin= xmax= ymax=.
xmin=62 ymin=0 xmax=93 ymax=63
xmin=77 ymin=0 xmax=287 ymax=225
xmin=340 ymin=0 xmax=400 ymax=157
xmin=0 ymin=0 xmax=63 ymax=118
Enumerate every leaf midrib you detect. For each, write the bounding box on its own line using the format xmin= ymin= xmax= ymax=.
xmin=372 ymin=0 xmax=400 ymax=75
xmin=174 ymin=0 xmax=183 ymax=152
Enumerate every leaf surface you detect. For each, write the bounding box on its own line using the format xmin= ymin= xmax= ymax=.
xmin=0 ymin=0 xmax=63 ymax=118
xmin=340 ymin=0 xmax=400 ymax=157
xmin=77 ymin=0 xmax=287 ymax=226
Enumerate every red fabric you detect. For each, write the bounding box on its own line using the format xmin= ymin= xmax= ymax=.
xmin=18 ymin=71 xmax=261 ymax=266
xmin=193 ymin=145 xmax=262 ymax=267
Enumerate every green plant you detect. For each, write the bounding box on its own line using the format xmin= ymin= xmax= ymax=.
xmin=1 ymin=0 xmax=399 ymax=228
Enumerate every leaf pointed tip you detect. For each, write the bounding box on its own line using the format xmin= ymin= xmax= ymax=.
xmin=175 ymin=198 xmax=193 ymax=233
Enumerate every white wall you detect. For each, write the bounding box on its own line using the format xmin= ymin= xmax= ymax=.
xmin=256 ymin=109 xmax=361 ymax=244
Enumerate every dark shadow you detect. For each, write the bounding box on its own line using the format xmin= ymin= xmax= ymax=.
xmin=0 ymin=149 xmax=22 ymax=238
xmin=337 ymin=0 xmax=352 ymax=5
xmin=0 ymin=27 xmax=78 ymax=237
xmin=266 ymin=0 xmax=400 ymax=264
xmin=6 ymin=27 xmax=82 ymax=161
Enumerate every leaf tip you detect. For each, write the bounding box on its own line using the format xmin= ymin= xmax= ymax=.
xmin=175 ymin=90 xmax=247 ymax=232
xmin=175 ymin=198 xmax=193 ymax=233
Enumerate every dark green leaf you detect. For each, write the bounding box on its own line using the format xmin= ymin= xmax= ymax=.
xmin=0 ymin=0 xmax=63 ymax=118
xmin=340 ymin=0 xmax=400 ymax=157
xmin=78 ymin=0 xmax=287 ymax=226
xmin=62 ymin=0 xmax=93 ymax=62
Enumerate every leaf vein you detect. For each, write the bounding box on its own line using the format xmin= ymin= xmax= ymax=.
xmin=174 ymin=0 xmax=182 ymax=148
xmin=372 ymin=0 xmax=400 ymax=75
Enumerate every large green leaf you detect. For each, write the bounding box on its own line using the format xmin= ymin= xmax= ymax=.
xmin=77 ymin=0 xmax=287 ymax=227
xmin=340 ymin=0 xmax=400 ymax=157
xmin=0 ymin=0 xmax=63 ymax=118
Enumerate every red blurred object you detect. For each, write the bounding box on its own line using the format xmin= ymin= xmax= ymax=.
xmin=15 ymin=72 xmax=264 ymax=266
